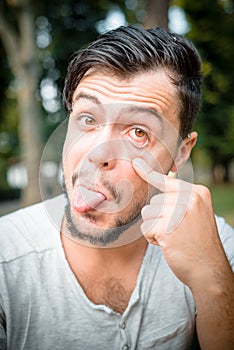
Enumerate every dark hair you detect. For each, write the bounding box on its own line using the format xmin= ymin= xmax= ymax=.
xmin=63 ymin=26 xmax=202 ymax=138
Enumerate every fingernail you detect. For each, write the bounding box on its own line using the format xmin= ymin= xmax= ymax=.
xmin=132 ymin=158 xmax=142 ymax=168
xmin=133 ymin=158 xmax=152 ymax=173
xmin=132 ymin=158 xmax=146 ymax=174
xmin=132 ymin=158 xmax=148 ymax=182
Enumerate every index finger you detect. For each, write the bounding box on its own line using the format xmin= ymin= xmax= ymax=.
xmin=132 ymin=158 xmax=186 ymax=192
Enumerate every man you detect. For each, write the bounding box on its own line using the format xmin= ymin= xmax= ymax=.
xmin=0 ymin=26 xmax=233 ymax=349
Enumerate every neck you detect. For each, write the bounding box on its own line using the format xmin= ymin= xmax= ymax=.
xmin=60 ymin=217 xmax=148 ymax=314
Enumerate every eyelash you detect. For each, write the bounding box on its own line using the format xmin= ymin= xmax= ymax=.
xmin=124 ymin=126 xmax=150 ymax=147
xmin=76 ymin=114 xmax=96 ymax=128
xmin=75 ymin=115 xmax=150 ymax=147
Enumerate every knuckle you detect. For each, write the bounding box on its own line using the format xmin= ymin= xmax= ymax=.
xmin=150 ymin=195 xmax=159 ymax=204
xmin=190 ymin=190 xmax=201 ymax=206
xmin=196 ymin=184 xmax=211 ymax=199
xmin=141 ymin=205 xmax=150 ymax=219
xmin=190 ymin=185 xmax=211 ymax=208
xmin=150 ymin=193 xmax=165 ymax=205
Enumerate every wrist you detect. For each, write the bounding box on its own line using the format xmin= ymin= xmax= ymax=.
xmin=189 ymin=263 xmax=234 ymax=302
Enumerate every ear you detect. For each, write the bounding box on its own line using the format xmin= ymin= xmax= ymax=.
xmin=170 ymin=131 xmax=197 ymax=173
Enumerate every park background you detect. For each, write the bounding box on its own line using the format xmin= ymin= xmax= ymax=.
xmin=0 ymin=0 xmax=233 ymax=225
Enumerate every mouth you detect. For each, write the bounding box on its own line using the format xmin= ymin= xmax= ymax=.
xmin=72 ymin=184 xmax=108 ymax=213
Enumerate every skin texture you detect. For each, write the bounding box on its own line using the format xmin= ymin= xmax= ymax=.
xmin=132 ymin=158 xmax=234 ymax=349
xmin=61 ymin=69 xmax=234 ymax=348
xmin=62 ymin=69 xmax=195 ymax=243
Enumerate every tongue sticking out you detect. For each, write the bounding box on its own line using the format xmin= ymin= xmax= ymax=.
xmin=73 ymin=185 xmax=106 ymax=213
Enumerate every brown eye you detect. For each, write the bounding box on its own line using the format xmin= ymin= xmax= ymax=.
xmin=84 ymin=116 xmax=95 ymax=125
xmin=77 ymin=114 xmax=96 ymax=128
xmin=135 ymin=128 xmax=145 ymax=138
xmin=127 ymin=127 xmax=149 ymax=147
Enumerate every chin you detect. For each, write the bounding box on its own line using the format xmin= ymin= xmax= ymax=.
xmin=64 ymin=199 xmax=142 ymax=247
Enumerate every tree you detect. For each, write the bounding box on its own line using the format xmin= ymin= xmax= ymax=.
xmin=144 ymin=0 xmax=171 ymax=28
xmin=0 ymin=0 xmax=139 ymax=205
xmin=175 ymin=0 xmax=234 ymax=182
xmin=0 ymin=0 xmax=42 ymax=205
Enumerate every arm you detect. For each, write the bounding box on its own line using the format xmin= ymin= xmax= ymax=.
xmin=133 ymin=158 xmax=234 ymax=350
xmin=191 ymin=253 xmax=234 ymax=349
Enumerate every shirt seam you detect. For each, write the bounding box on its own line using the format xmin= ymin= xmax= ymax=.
xmin=0 ymin=247 xmax=57 ymax=265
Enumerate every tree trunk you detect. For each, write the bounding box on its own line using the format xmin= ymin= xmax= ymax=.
xmin=17 ymin=72 xmax=42 ymax=205
xmin=144 ymin=0 xmax=170 ymax=29
xmin=0 ymin=0 xmax=42 ymax=206
xmin=223 ymin=160 xmax=230 ymax=183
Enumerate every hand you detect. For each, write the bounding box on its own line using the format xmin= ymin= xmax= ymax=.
xmin=132 ymin=158 xmax=228 ymax=288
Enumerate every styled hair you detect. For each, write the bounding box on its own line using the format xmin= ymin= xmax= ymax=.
xmin=63 ymin=26 xmax=202 ymax=138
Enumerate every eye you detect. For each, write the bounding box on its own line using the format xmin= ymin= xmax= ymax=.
xmin=77 ymin=114 xmax=96 ymax=128
xmin=127 ymin=127 xmax=149 ymax=147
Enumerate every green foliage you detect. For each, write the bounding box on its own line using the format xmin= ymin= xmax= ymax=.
xmin=174 ymin=0 xmax=234 ymax=178
xmin=209 ymin=183 xmax=234 ymax=226
xmin=0 ymin=0 xmax=143 ymax=195
xmin=1 ymin=0 xmax=233 ymax=198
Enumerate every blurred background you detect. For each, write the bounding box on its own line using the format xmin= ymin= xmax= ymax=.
xmin=0 ymin=0 xmax=233 ymax=225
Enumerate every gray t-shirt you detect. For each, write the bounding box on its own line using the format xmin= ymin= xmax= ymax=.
xmin=0 ymin=196 xmax=233 ymax=350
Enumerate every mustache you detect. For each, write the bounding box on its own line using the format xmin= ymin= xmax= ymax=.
xmin=71 ymin=170 xmax=121 ymax=202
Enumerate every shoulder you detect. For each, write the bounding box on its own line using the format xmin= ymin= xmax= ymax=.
xmin=0 ymin=195 xmax=65 ymax=263
xmin=215 ymin=215 xmax=234 ymax=270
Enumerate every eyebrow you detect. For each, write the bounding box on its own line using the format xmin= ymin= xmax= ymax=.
xmin=73 ymin=92 xmax=163 ymax=125
xmin=120 ymin=105 xmax=163 ymax=125
xmin=74 ymin=93 xmax=101 ymax=106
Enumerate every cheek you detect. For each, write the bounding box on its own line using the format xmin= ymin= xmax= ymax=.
xmin=123 ymin=160 xmax=149 ymax=194
xmin=63 ymin=129 xmax=94 ymax=175
xmin=113 ymin=162 xmax=149 ymax=213
xmin=147 ymin=142 xmax=176 ymax=174
xmin=155 ymin=151 xmax=174 ymax=173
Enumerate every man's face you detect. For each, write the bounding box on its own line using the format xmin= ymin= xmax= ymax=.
xmin=62 ymin=69 xmax=182 ymax=246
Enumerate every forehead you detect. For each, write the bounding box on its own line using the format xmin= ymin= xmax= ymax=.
xmin=72 ymin=69 xmax=180 ymax=129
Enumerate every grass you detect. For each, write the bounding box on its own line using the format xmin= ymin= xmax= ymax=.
xmin=209 ymin=183 xmax=234 ymax=227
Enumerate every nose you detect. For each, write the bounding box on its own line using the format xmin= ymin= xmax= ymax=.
xmin=88 ymin=127 xmax=122 ymax=170
xmin=88 ymin=140 xmax=118 ymax=170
